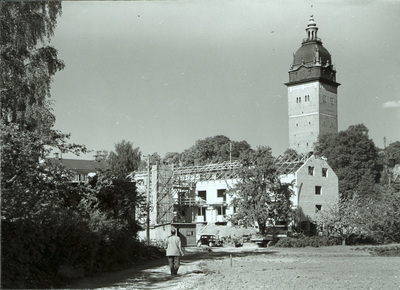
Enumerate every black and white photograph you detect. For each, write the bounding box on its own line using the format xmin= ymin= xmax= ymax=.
xmin=2 ymin=0 xmax=400 ymax=289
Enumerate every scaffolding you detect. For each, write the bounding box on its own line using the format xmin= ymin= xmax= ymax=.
xmin=274 ymin=152 xmax=310 ymax=176
xmin=132 ymin=154 xmax=310 ymax=226
xmin=132 ymin=161 xmax=241 ymax=226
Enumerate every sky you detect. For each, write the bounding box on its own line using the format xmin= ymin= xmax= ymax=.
xmin=50 ymin=0 xmax=400 ymax=160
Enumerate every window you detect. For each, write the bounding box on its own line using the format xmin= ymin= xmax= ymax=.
xmin=322 ymin=168 xmax=328 ymax=177
xmin=217 ymin=206 xmax=226 ymax=215
xmin=315 ymin=205 xmax=322 ymax=212
xmin=315 ymin=186 xmax=322 ymax=195
xmin=323 ymin=95 xmax=327 ymax=103
xmin=198 ymin=190 xmax=206 ymax=200
xmin=308 ymin=166 xmax=314 ymax=176
xmin=305 ymin=95 xmax=310 ymax=102
xmin=217 ymin=189 xmax=226 ymax=201
xmin=330 ymin=97 xmax=335 ymax=104
xmin=187 ymin=231 xmax=194 ymax=236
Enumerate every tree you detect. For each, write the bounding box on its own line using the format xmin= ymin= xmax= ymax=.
xmin=314 ymin=124 xmax=380 ymax=200
xmin=180 ymin=135 xmax=251 ymax=166
xmin=1 ymin=1 xmax=64 ymax=130
xmin=229 ymin=146 xmax=293 ymax=234
xmin=107 ymin=140 xmax=141 ymax=179
xmin=163 ymin=152 xmax=181 ymax=166
xmin=358 ymin=185 xmax=400 ymax=243
xmin=315 ymin=199 xmax=363 ymax=245
xmin=385 ymin=141 xmax=400 ymax=162
xmin=138 ymin=152 xmax=162 ymax=171
xmin=316 ymin=186 xmax=400 ymax=245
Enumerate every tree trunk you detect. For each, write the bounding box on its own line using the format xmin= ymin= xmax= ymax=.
xmin=258 ymin=220 xmax=266 ymax=235
xmin=342 ymin=238 xmax=346 ymax=246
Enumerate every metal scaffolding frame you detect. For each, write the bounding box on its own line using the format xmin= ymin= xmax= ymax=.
xmin=274 ymin=152 xmax=310 ymax=176
xmin=132 ymin=161 xmax=241 ymax=225
xmin=132 ymin=154 xmax=310 ymax=226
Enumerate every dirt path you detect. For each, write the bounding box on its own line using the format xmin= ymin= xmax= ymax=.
xmin=66 ymin=245 xmax=400 ymax=289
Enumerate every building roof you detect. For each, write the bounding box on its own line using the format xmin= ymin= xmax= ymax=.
xmin=47 ymin=158 xmax=109 ymax=175
xmin=290 ymin=16 xmax=332 ymax=70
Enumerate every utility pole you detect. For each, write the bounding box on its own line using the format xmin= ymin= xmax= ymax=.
xmin=144 ymin=155 xmax=151 ymax=245
xmin=230 ymin=142 xmax=232 ymax=164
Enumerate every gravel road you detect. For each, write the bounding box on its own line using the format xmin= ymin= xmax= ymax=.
xmin=66 ymin=245 xmax=400 ymax=290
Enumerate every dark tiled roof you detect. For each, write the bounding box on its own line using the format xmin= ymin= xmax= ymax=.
xmin=47 ymin=158 xmax=109 ymax=175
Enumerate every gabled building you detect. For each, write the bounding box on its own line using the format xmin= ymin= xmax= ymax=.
xmin=47 ymin=154 xmax=109 ymax=183
xmin=279 ymin=155 xmax=339 ymax=228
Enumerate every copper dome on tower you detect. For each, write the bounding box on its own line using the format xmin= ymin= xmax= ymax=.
xmin=291 ymin=15 xmax=332 ymax=69
xmin=287 ymin=15 xmax=338 ymax=85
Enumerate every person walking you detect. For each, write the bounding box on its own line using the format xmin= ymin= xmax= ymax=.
xmin=166 ymin=228 xmax=184 ymax=276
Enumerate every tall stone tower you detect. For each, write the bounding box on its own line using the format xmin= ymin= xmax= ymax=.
xmin=285 ymin=16 xmax=340 ymax=155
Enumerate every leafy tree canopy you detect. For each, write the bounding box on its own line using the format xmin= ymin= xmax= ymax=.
xmin=107 ymin=140 xmax=141 ymax=179
xmin=314 ymin=124 xmax=380 ymax=200
xmin=229 ymin=146 xmax=293 ymax=234
xmin=1 ymin=1 xmax=64 ymax=130
xmin=384 ymin=141 xmax=400 ymax=164
xmin=179 ymin=135 xmax=252 ymax=166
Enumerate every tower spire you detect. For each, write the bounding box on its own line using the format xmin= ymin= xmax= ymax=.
xmin=306 ymin=14 xmax=318 ymax=41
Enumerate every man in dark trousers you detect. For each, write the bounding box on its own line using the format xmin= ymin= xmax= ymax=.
xmin=166 ymin=228 xmax=184 ymax=276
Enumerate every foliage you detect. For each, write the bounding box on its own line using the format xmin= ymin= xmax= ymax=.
xmin=274 ymin=235 xmax=341 ymax=248
xmin=384 ymin=141 xmax=400 ymax=162
xmin=138 ymin=152 xmax=161 ymax=171
xmin=1 ymin=1 xmax=64 ymax=129
xmin=357 ymin=186 xmax=400 ymax=243
xmin=229 ymin=146 xmax=293 ymax=234
xmin=314 ymin=124 xmax=380 ymax=200
xmin=180 ymin=135 xmax=251 ymax=166
xmin=314 ymin=200 xmax=363 ymax=245
xmin=1 ymin=2 xmax=145 ymax=288
xmin=107 ymin=140 xmax=141 ymax=179
xmin=315 ymin=186 xmax=400 ymax=245
xmin=163 ymin=152 xmax=181 ymax=166
xmin=88 ymin=171 xmax=143 ymax=232
xmin=379 ymin=141 xmax=400 ymax=187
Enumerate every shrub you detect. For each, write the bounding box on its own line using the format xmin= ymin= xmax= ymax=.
xmin=274 ymin=235 xmax=341 ymax=248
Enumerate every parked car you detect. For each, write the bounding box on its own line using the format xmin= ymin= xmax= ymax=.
xmin=197 ymin=234 xmax=223 ymax=247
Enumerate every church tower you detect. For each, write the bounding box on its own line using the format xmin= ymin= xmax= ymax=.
xmin=285 ymin=16 xmax=340 ymax=154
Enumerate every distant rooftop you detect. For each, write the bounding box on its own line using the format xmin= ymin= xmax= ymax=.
xmin=47 ymin=157 xmax=109 ymax=175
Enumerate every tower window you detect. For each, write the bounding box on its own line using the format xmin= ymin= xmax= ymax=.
xmin=308 ymin=166 xmax=314 ymax=176
xmin=322 ymin=168 xmax=328 ymax=177
xmin=315 ymin=186 xmax=322 ymax=195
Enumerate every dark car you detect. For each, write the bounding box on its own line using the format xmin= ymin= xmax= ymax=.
xmin=197 ymin=234 xmax=223 ymax=247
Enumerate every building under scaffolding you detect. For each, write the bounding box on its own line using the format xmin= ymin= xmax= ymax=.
xmin=132 ymin=161 xmax=241 ymax=245
xmin=132 ymin=153 xmax=338 ymax=242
